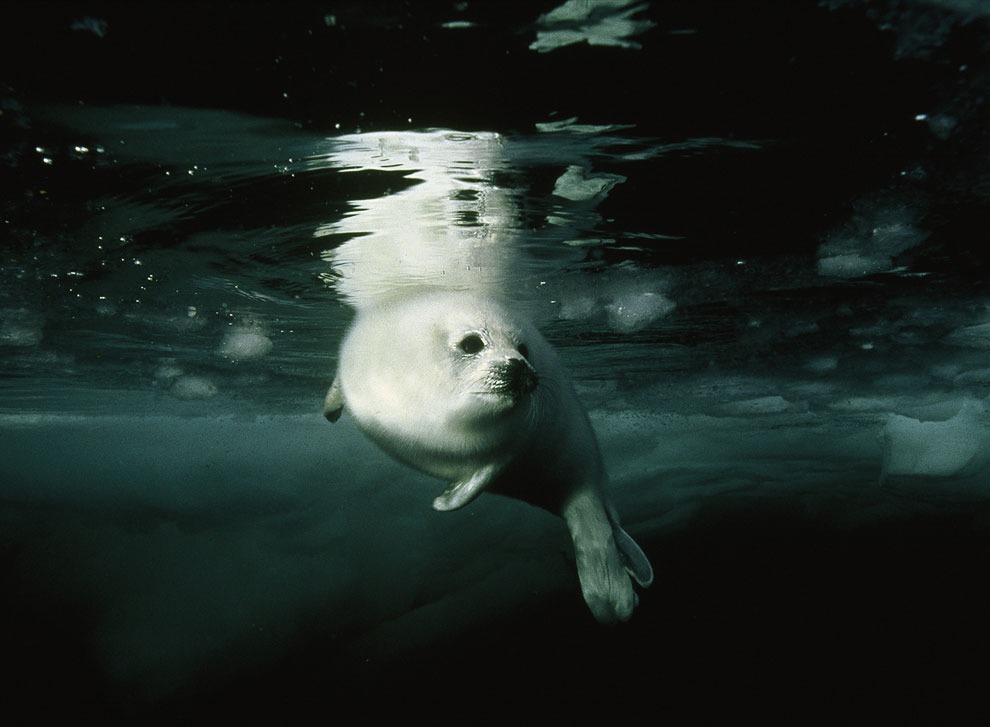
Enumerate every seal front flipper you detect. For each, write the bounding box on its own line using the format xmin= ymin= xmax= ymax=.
xmin=432 ymin=462 xmax=500 ymax=512
xmin=323 ymin=375 xmax=344 ymax=422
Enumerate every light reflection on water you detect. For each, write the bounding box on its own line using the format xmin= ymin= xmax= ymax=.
xmin=2 ymin=105 xmax=762 ymax=415
xmin=2 ymin=103 xmax=990 ymax=432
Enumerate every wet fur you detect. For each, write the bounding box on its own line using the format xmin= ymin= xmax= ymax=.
xmin=325 ymin=290 xmax=652 ymax=622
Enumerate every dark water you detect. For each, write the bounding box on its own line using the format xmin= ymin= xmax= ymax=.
xmin=2 ymin=0 xmax=990 ymax=719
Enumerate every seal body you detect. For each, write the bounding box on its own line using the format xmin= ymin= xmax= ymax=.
xmin=324 ymin=289 xmax=652 ymax=623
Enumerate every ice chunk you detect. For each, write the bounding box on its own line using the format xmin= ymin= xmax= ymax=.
xmin=170 ymin=375 xmax=219 ymax=400
xmin=558 ymin=294 xmax=599 ymax=321
xmin=0 ymin=308 xmax=44 ymax=347
xmin=154 ymin=360 xmax=185 ymax=384
xmin=817 ymin=252 xmax=889 ymax=278
xmin=535 ymin=117 xmax=635 ymax=134
xmin=552 ymin=165 xmax=625 ymax=201
xmin=805 ymin=355 xmax=839 ymax=374
xmin=944 ymin=322 xmax=990 ymax=349
xmin=69 ymin=16 xmax=108 ymax=38
xmin=531 ymin=0 xmax=655 ymax=52
xmin=217 ymin=327 xmax=273 ymax=361
xmin=553 ymin=268 xmax=676 ymax=333
xmin=881 ymin=400 xmax=987 ymax=480
xmin=925 ymin=113 xmax=958 ymax=140
xmin=953 ymin=368 xmax=990 ymax=386
xmin=816 ymin=197 xmax=929 ymax=279
xmin=716 ymin=396 xmax=792 ymax=416
xmin=604 ymin=291 xmax=676 ymax=333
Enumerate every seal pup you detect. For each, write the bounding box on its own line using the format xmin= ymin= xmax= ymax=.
xmin=324 ymin=289 xmax=652 ymax=623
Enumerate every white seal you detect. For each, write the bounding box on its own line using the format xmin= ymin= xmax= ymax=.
xmin=324 ymin=290 xmax=652 ymax=623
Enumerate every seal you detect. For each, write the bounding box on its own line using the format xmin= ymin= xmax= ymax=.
xmin=324 ymin=289 xmax=653 ymax=623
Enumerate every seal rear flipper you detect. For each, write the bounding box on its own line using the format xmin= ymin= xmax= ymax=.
xmin=613 ymin=525 xmax=653 ymax=588
xmin=563 ymin=491 xmax=642 ymax=623
xmin=432 ymin=463 xmax=499 ymax=511
xmin=605 ymin=503 xmax=653 ymax=587
xmin=323 ymin=375 xmax=344 ymax=422
xmin=572 ymin=537 xmax=639 ymax=624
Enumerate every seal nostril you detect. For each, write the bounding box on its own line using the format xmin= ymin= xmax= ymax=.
xmin=504 ymin=357 xmax=538 ymax=394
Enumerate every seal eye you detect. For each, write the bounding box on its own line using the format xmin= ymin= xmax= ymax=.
xmin=518 ymin=343 xmax=530 ymax=360
xmin=458 ymin=334 xmax=485 ymax=355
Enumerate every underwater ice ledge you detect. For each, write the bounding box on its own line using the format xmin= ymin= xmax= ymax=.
xmin=4 ymin=389 xmax=985 ymax=515
xmin=2 ymin=388 xmax=988 ymax=694
xmin=881 ymin=399 xmax=990 ymax=497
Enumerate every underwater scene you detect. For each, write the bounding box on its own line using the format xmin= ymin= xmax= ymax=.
xmin=2 ymin=0 xmax=990 ymax=719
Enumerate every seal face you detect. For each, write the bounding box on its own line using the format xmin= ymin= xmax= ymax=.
xmin=324 ymin=289 xmax=652 ymax=623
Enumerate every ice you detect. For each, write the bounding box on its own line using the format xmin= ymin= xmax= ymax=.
xmin=0 ymin=308 xmax=44 ymax=347
xmin=0 ymin=411 xmax=564 ymax=698
xmin=170 ymin=375 xmax=219 ymax=400
xmin=817 ymin=197 xmax=929 ymax=279
xmin=881 ymin=399 xmax=989 ymax=482
xmin=69 ymin=16 xmax=108 ymax=38
xmin=924 ymin=113 xmax=958 ymax=140
xmin=605 ymin=290 xmax=677 ymax=333
xmin=531 ymin=0 xmax=655 ymax=52
xmin=553 ymin=268 xmax=676 ymax=333
xmin=945 ymin=322 xmax=990 ymax=349
xmin=154 ymin=360 xmax=185 ymax=383
xmin=715 ymin=395 xmax=793 ymax=416
xmin=552 ymin=165 xmax=625 ymax=201
xmin=217 ymin=326 xmax=274 ymax=361
xmin=953 ymin=368 xmax=990 ymax=385
xmin=817 ymin=251 xmax=890 ymax=278
xmin=805 ymin=355 xmax=839 ymax=374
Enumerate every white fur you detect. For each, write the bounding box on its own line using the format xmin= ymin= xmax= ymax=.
xmin=325 ymin=290 xmax=652 ymax=623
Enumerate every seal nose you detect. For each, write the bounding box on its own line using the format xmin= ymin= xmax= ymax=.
xmin=504 ymin=357 xmax=539 ymax=395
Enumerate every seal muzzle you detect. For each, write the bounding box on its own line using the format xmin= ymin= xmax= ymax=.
xmin=487 ymin=357 xmax=539 ymax=397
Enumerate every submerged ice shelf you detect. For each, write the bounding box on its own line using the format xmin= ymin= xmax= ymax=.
xmin=1 ymin=366 xmax=986 ymax=702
